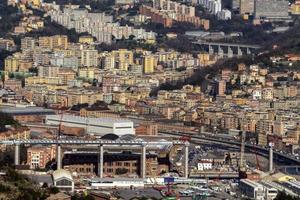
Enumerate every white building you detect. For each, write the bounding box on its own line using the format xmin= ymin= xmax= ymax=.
xmin=197 ymin=0 xmax=222 ymax=16
xmin=52 ymin=169 xmax=74 ymax=193
xmin=197 ymin=159 xmax=213 ymax=171
xmin=217 ymin=9 xmax=232 ymax=20
xmin=45 ymin=114 xmax=135 ymax=136
xmin=252 ymin=89 xmax=262 ymax=100
xmin=239 ymin=179 xmax=264 ymax=200
xmin=48 ymin=8 xmax=156 ymax=44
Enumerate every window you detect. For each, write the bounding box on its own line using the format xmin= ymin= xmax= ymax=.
xmin=56 ymin=179 xmax=72 ymax=186
xmin=107 ymin=168 xmax=113 ymax=173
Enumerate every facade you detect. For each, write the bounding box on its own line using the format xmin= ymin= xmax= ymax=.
xmin=143 ymin=55 xmax=157 ymax=74
xmin=81 ymin=49 xmax=98 ymax=67
xmin=239 ymin=179 xmax=264 ymax=200
xmin=135 ymin=122 xmax=158 ymax=136
xmin=52 ymin=169 xmax=74 ymax=193
xmin=240 ymin=0 xmax=255 ymax=14
xmin=63 ymin=152 xmax=169 ymax=177
xmin=21 ymin=37 xmax=36 ymax=51
xmin=254 ymin=0 xmax=289 ymax=19
xmin=27 ymin=145 xmax=56 ymax=169
xmin=39 ymin=35 xmax=68 ymax=50
xmin=197 ymin=159 xmax=213 ymax=171
xmin=217 ymin=80 xmax=226 ymax=96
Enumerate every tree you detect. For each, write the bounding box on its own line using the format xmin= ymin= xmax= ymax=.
xmin=115 ymin=168 xmax=128 ymax=175
xmin=49 ymin=186 xmax=59 ymax=194
xmin=274 ymin=191 xmax=300 ymax=200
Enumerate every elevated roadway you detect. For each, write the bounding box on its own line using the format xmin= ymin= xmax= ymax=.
xmin=160 ymin=131 xmax=300 ymax=165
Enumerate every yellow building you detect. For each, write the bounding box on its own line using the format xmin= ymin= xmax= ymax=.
xmin=39 ymin=35 xmax=68 ymax=50
xmin=291 ymin=2 xmax=300 ymax=15
xmin=79 ymin=36 xmax=94 ymax=44
xmin=18 ymin=59 xmax=33 ymax=72
xmin=157 ymin=51 xmax=177 ymax=62
xmin=29 ymin=0 xmax=41 ymax=7
xmin=81 ymin=49 xmax=98 ymax=67
xmin=143 ymin=55 xmax=157 ymax=74
xmin=54 ymin=49 xmax=75 ymax=57
xmin=25 ymin=77 xmax=62 ymax=86
xmin=67 ymin=91 xmax=103 ymax=107
xmin=4 ymin=56 xmax=19 ymax=73
xmin=80 ymin=108 xmax=120 ymax=118
xmin=57 ymin=68 xmax=76 ymax=85
xmin=78 ymin=67 xmax=97 ymax=79
xmin=111 ymin=49 xmax=134 ymax=71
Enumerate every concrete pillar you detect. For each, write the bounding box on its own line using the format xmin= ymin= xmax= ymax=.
xmin=218 ymin=45 xmax=224 ymax=58
xmin=57 ymin=144 xmax=62 ymax=170
xmin=208 ymin=45 xmax=214 ymax=55
xmin=246 ymin=48 xmax=251 ymax=55
xmin=14 ymin=144 xmax=20 ymax=166
xmin=98 ymin=145 xmax=104 ymax=178
xmin=269 ymin=146 xmax=273 ymax=173
xmin=200 ymin=126 xmax=205 ymax=134
xmin=141 ymin=145 xmax=146 ymax=179
xmin=237 ymin=47 xmax=243 ymax=56
xmin=184 ymin=143 xmax=189 ymax=179
xmin=227 ymin=46 xmax=233 ymax=58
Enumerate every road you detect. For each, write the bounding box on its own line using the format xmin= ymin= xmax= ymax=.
xmin=159 ymin=131 xmax=300 ymax=165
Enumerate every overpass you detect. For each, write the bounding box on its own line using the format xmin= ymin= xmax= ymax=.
xmin=160 ymin=131 xmax=300 ymax=165
xmin=193 ymin=41 xmax=261 ymax=58
xmin=0 ymin=139 xmax=189 ymax=179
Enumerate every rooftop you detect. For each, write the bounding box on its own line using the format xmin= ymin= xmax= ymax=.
xmin=0 ymin=106 xmax=55 ymax=115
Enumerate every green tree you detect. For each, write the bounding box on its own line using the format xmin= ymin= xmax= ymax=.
xmin=115 ymin=168 xmax=128 ymax=175
xmin=274 ymin=191 xmax=300 ymax=200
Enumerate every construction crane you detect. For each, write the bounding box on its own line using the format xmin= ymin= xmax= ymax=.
xmin=251 ymin=138 xmax=260 ymax=170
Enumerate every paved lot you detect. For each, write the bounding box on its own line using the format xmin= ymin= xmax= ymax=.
xmin=114 ymin=188 xmax=163 ymax=199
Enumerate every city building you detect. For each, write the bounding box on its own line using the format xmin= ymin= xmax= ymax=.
xmin=239 ymin=179 xmax=264 ymax=200
xmin=240 ymin=0 xmax=255 ymax=14
xmin=27 ymin=145 xmax=56 ymax=169
xmin=254 ymin=0 xmax=289 ymax=19
xmin=52 ymin=169 xmax=74 ymax=193
xmin=39 ymin=35 xmax=68 ymax=50
xmin=45 ymin=115 xmax=135 ymax=136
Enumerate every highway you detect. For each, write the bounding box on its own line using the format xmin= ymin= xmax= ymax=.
xmin=0 ymin=139 xmax=186 ymax=146
xmin=159 ymin=131 xmax=300 ymax=165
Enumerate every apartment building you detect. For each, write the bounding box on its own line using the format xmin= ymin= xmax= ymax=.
xmin=81 ymin=49 xmax=98 ymax=67
xmin=27 ymin=145 xmax=56 ymax=169
xmin=39 ymin=35 xmax=68 ymax=50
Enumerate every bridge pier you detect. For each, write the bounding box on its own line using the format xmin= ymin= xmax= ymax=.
xmin=237 ymin=47 xmax=243 ymax=56
xmin=218 ymin=45 xmax=224 ymax=57
xmin=208 ymin=45 xmax=214 ymax=55
xmin=141 ymin=145 xmax=146 ymax=179
xmin=184 ymin=143 xmax=189 ymax=179
xmin=57 ymin=144 xmax=62 ymax=170
xmin=246 ymin=48 xmax=251 ymax=55
xmin=98 ymin=145 xmax=104 ymax=178
xmin=269 ymin=146 xmax=273 ymax=173
xmin=200 ymin=126 xmax=205 ymax=134
xmin=14 ymin=144 xmax=20 ymax=166
xmin=228 ymin=46 xmax=233 ymax=58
